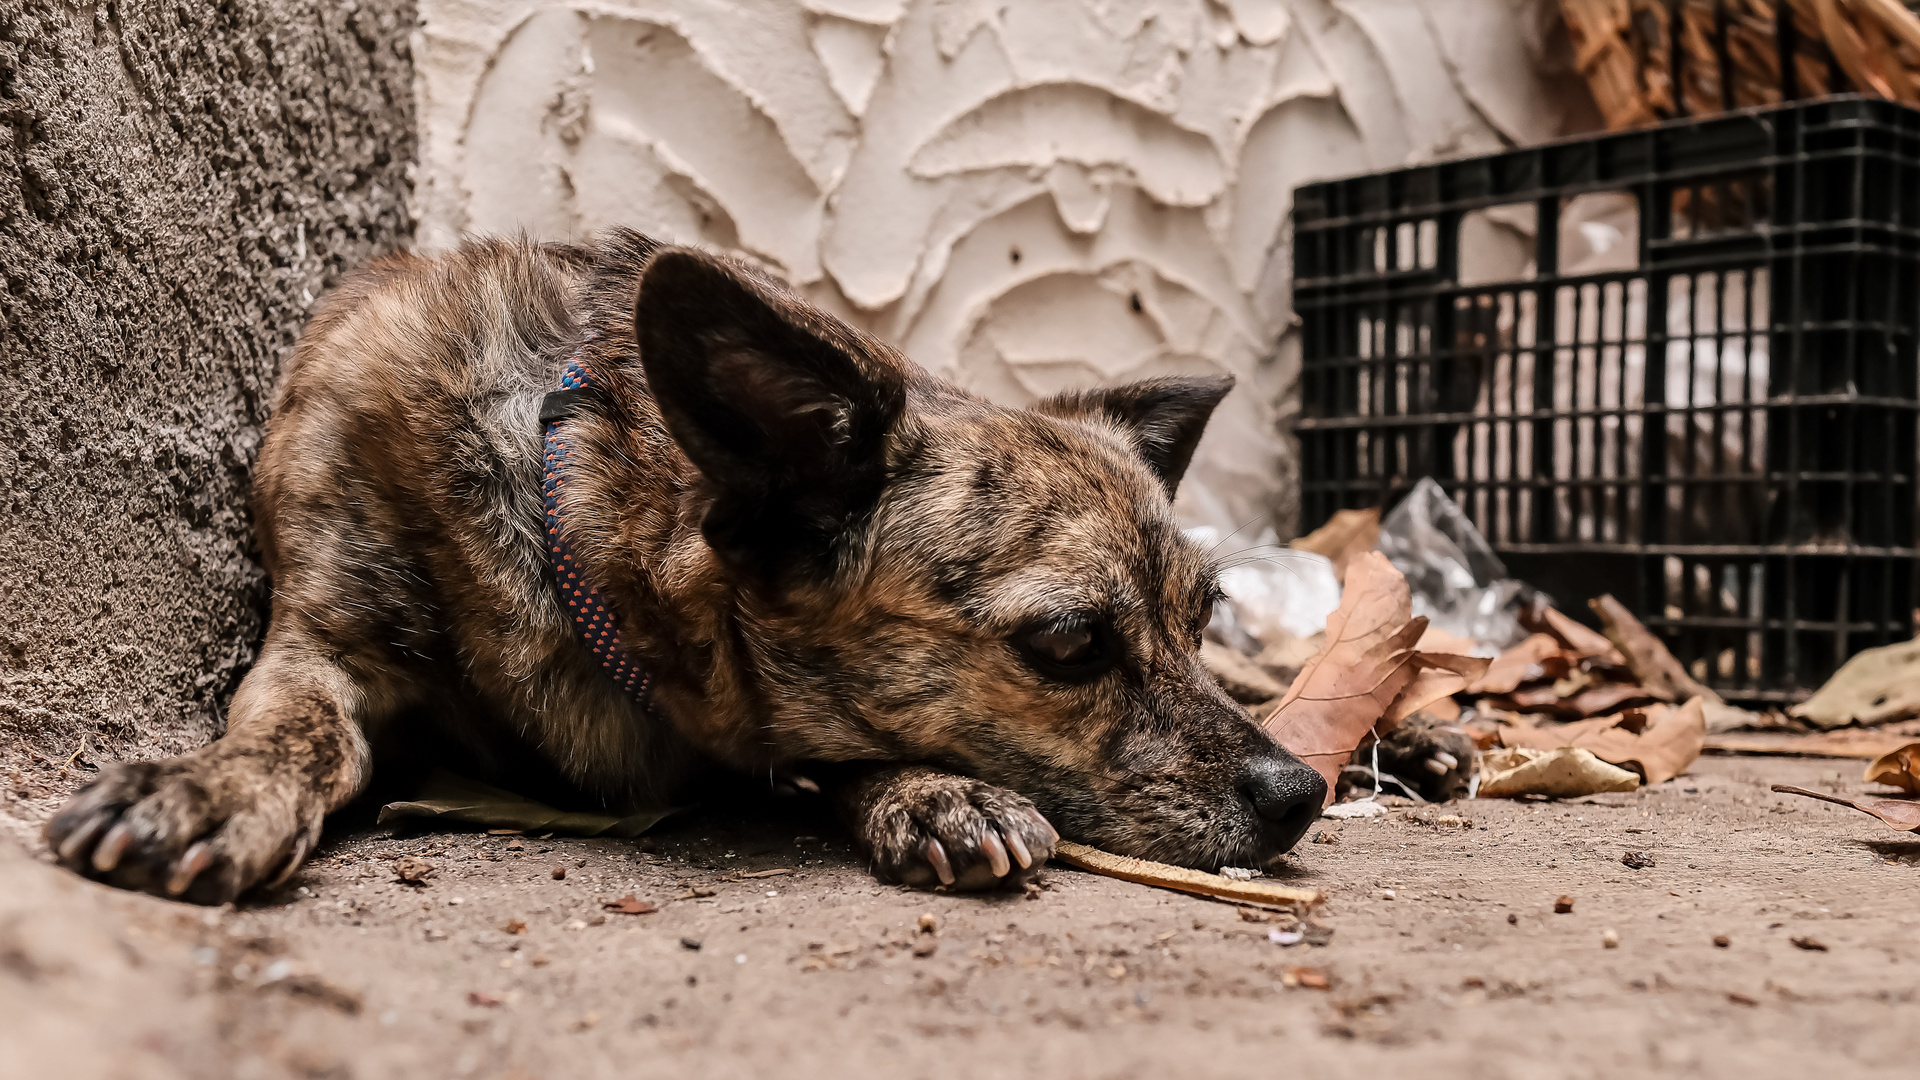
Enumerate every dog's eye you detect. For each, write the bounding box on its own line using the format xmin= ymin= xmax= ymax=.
xmin=1017 ymin=618 xmax=1112 ymax=681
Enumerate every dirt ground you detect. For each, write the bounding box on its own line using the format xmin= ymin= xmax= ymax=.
xmin=3 ymin=753 xmax=1917 ymax=1080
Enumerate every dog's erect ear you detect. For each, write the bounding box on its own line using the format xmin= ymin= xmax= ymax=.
xmin=1034 ymin=375 xmax=1234 ymax=495
xmin=634 ymin=248 xmax=907 ymax=567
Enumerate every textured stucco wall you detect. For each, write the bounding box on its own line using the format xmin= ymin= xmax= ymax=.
xmin=0 ymin=0 xmax=417 ymax=778
xmin=416 ymin=0 xmax=1587 ymax=537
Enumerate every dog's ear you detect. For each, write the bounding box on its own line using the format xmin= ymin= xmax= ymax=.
xmin=634 ymin=247 xmax=906 ymax=569
xmin=1034 ymin=375 xmax=1233 ymax=495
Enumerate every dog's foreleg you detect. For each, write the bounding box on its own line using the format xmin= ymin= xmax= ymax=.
xmin=832 ymin=764 xmax=1058 ymax=891
xmin=45 ymin=633 xmax=379 ymax=904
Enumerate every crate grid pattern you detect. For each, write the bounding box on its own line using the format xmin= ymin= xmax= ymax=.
xmin=1292 ymin=97 xmax=1920 ymax=702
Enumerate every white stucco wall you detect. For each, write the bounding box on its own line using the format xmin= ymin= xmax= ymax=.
xmin=414 ymin=0 xmax=1578 ymax=537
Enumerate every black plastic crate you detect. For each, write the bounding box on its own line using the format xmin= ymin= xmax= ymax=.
xmin=1292 ymin=96 xmax=1920 ymax=703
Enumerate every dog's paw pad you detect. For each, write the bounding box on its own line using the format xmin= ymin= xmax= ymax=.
xmin=44 ymin=757 xmax=315 ymax=905
xmin=862 ymin=775 xmax=1058 ymax=892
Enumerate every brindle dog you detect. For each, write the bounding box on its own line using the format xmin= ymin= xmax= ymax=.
xmin=45 ymin=230 xmax=1327 ymax=903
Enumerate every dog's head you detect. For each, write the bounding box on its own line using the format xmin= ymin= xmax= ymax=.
xmin=634 ymin=247 xmax=1326 ymax=869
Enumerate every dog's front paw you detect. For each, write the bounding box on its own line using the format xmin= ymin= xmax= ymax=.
xmin=850 ymin=768 xmax=1058 ymax=891
xmin=45 ymin=752 xmax=321 ymax=905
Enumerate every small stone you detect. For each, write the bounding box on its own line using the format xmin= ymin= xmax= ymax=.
xmin=391 ymin=857 xmax=435 ymax=886
xmin=917 ymin=912 xmax=938 ymax=934
xmin=680 ymin=937 xmax=703 ymax=951
xmin=551 ymin=867 xmax=567 ymax=881
xmin=1790 ymin=935 xmax=1828 ymax=952
xmin=1602 ymin=928 xmax=1620 ymax=949
xmin=912 ymin=938 xmax=939 ymax=958
xmin=501 ymin=919 xmax=527 ymax=935
xmin=1713 ymin=934 xmax=1731 ymax=948
xmin=1622 ymin=851 xmax=1655 ymax=870
xmin=1507 ymin=913 xmax=1518 ymax=925
xmin=1554 ymin=895 xmax=1575 ymax=914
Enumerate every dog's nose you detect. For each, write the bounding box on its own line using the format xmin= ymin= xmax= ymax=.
xmin=1238 ymin=755 xmax=1327 ymax=855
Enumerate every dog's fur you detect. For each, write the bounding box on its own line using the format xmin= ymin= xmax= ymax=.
xmin=45 ymin=231 xmax=1326 ymax=903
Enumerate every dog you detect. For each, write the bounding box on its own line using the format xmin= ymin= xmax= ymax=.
xmin=44 ymin=230 xmax=1328 ymax=903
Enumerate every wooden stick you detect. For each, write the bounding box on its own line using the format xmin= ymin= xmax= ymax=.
xmin=1050 ymin=840 xmax=1324 ymax=908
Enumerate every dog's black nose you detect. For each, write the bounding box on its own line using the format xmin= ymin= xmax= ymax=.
xmin=1239 ymin=755 xmax=1327 ymax=855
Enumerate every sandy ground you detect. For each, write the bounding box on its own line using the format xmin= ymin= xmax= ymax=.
xmin=3 ymin=753 xmax=1918 ymax=1080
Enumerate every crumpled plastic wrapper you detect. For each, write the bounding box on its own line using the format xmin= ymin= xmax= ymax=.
xmin=1188 ymin=527 xmax=1340 ymax=654
xmin=1378 ymin=478 xmax=1542 ymax=655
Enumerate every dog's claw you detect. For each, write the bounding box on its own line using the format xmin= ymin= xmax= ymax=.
xmin=923 ymin=837 xmax=956 ymax=886
xmin=167 ymin=841 xmax=214 ymax=896
xmin=267 ymin=833 xmax=311 ymax=889
xmin=55 ymin=810 xmax=111 ymax=865
xmin=93 ymin=821 xmax=135 ymax=873
xmin=1004 ymin=828 xmax=1033 ymax=869
xmin=1423 ymin=756 xmax=1452 ymax=776
xmin=980 ymin=830 xmax=1011 ymax=878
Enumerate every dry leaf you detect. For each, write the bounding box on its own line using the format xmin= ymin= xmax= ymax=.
xmin=1497 ymin=698 xmax=1706 ymax=785
xmin=602 ymin=895 xmax=657 ymax=915
xmin=1590 ymin=595 xmax=1724 ymax=704
xmin=1290 ymin=507 xmax=1380 ymax=583
xmin=1523 ymin=605 xmax=1625 ymax=667
xmin=1789 ymin=639 xmax=1920 ymax=730
xmin=1470 ymin=634 xmax=1571 ymax=695
xmin=1477 ymin=746 xmax=1641 ymax=798
xmin=1771 ymin=784 xmax=1920 ymax=831
xmin=377 ymin=769 xmax=674 ymax=838
xmin=1386 ymin=651 xmax=1491 ymax=726
xmin=392 ymin=856 xmax=436 ymax=886
xmin=1705 ymin=729 xmax=1920 ymax=759
xmin=1049 ymin=840 xmax=1322 ymax=908
xmin=1262 ymin=553 xmax=1425 ymax=794
xmin=1864 ymin=742 xmax=1920 ymax=793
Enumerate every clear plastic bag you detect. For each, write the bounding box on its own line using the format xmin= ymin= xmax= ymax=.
xmin=1377 ymin=478 xmax=1541 ymax=654
xmin=1187 ymin=527 xmax=1341 ymax=653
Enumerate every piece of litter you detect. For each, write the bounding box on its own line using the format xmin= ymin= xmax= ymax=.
xmin=602 ymin=895 xmax=656 ymax=915
xmin=1322 ymin=800 xmax=1389 ymax=820
xmin=1280 ymin=965 xmax=1330 ymax=990
xmin=1268 ymin=928 xmax=1304 ymax=946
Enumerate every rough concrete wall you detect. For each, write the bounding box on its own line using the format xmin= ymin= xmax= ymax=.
xmin=415 ymin=0 xmax=1588 ymax=538
xmin=0 ymin=1 xmax=417 ymax=779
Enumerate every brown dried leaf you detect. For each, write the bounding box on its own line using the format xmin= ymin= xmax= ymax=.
xmin=1770 ymin=784 xmax=1920 ymax=831
xmin=391 ymin=856 xmax=436 ymax=885
xmin=602 ymin=895 xmax=657 ymax=915
xmin=378 ymin=769 xmax=674 ymax=838
xmin=1289 ymin=507 xmax=1379 ymax=583
xmin=1789 ymin=639 xmax=1920 ymax=730
xmin=1386 ymin=651 xmax=1491 ymax=726
xmin=1477 ymin=746 xmax=1641 ymax=798
xmin=1496 ymin=697 xmax=1706 ymax=785
xmin=1864 ymin=742 xmax=1920 ymax=793
xmin=1590 ymin=595 xmax=1723 ymax=704
xmin=1523 ymin=604 xmax=1625 ymax=666
xmin=1705 ymin=729 xmax=1920 ymax=759
xmin=1262 ymin=552 xmax=1423 ymax=794
xmin=1470 ymin=634 xmax=1571 ymax=695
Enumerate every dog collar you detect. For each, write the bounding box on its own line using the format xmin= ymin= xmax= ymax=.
xmin=540 ymin=351 xmax=654 ymax=711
